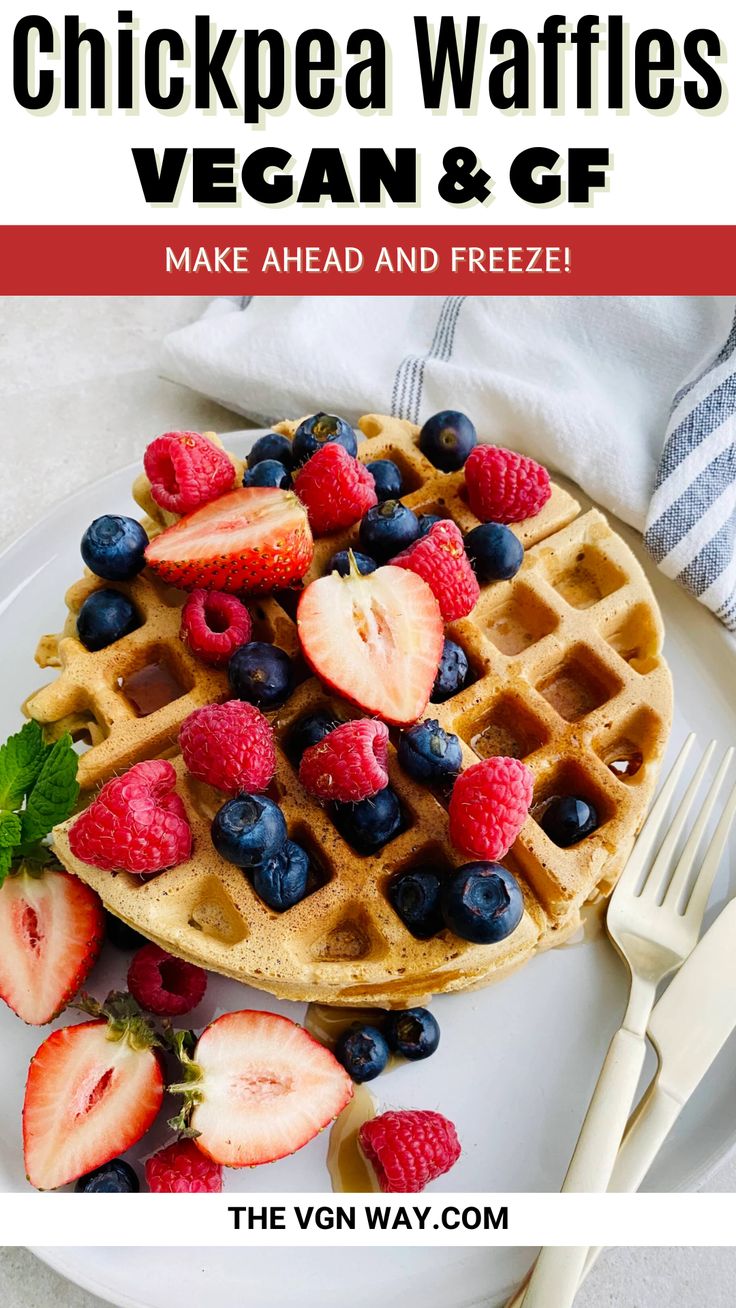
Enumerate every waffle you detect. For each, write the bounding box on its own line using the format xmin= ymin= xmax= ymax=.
xmin=44 ymin=415 xmax=672 ymax=1007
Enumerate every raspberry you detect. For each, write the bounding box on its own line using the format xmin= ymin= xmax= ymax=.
xmin=392 ymin=520 xmax=479 ymax=621
xmin=180 ymin=701 xmax=276 ymax=794
xmin=464 ymin=446 xmax=551 ymax=524
xmin=359 ymin=1109 xmax=461 ymax=1193
xmin=68 ymin=759 xmax=192 ymax=875
xmin=180 ymin=589 xmax=252 ymax=667
xmin=128 ymin=942 xmax=207 ymax=1016
xmin=144 ymin=431 xmax=235 ymax=515
xmin=145 ymin=1139 xmax=222 ymax=1193
xmin=448 ymin=756 xmax=533 ymax=861
xmin=294 ymin=443 xmax=377 ymax=536
xmin=299 ymin=719 xmax=389 ymax=802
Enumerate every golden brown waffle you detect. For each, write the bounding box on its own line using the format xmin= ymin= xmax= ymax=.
xmin=46 ymin=415 xmax=672 ymax=1007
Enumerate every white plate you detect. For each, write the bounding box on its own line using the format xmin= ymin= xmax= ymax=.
xmin=2 ymin=433 xmax=736 ymax=1308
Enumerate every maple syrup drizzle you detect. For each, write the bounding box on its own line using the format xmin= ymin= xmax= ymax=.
xmin=327 ymin=1085 xmax=380 ymax=1193
xmin=118 ymin=662 xmax=184 ymax=717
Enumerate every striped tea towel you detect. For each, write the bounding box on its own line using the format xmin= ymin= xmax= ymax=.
xmin=161 ymin=295 xmax=736 ymax=629
xmin=644 ymin=309 xmax=736 ymax=631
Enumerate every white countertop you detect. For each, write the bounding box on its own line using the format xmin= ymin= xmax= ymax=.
xmin=0 ymin=296 xmax=734 ymax=1307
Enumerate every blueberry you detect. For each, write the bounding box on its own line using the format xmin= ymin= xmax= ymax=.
xmin=229 ymin=641 xmax=294 ymax=708
xmin=359 ymin=500 xmax=420 ymax=563
xmin=329 ymin=550 xmax=377 ymax=578
xmin=384 ymin=1008 xmax=440 ymax=1061
xmin=388 ymin=867 xmax=444 ymax=939
xmin=541 ymin=796 xmax=599 ymax=848
xmin=292 ymin=413 xmax=357 ymax=464
xmin=253 ymin=839 xmax=310 ymax=911
xmin=243 ymin=459 xmax=291 ymax=490
xmin=74 ymin=1159 xmax=139 ymax=1193
xmin=332 ymin=786 xmax=403 ymax=853
xmin=105 ymin=911 xmax=147 ymax=951
xmin=398 ymin=720 xmax=463 ymax=785
xmin=287 ymin=710 xmax=340 ymax=761
xmin=247 ymin=432 xmax=294 ymax=470
xmin=419 ymin=410 xmax=477 ymax=472
xmin=441 ymin=862 xmax=524 ymax=944
xmin=416 ymin=513 xmax=444 ymax=538
xmin=212 ymin=794 xmax=287 ymax=868
xmin=464 ymin=523 xmax=523 ymax=583
xmin=431 ymin=639 xmax=469 ymax=703
xmin=81 ymin=515 xmax=149 ymax=582
xmin=366 ymin=459 xmax=403 ymax=502
xmin=335 ymin=1025 xmax=390 ymax=1083
xmin=76 ymin=589 xmax=140 ymax=652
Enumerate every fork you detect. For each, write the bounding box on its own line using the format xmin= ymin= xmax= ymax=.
xmin=509 ymin=734 xmax=734 ymax=1308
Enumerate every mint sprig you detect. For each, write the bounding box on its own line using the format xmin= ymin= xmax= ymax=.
xmin=0 ymin=721 xmax=79 ymax=888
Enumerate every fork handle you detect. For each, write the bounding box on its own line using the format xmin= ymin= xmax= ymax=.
xmin=519 ymin=1025 xmax=649 ymax=1308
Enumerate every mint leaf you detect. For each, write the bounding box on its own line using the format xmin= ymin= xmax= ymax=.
xmin=21 ymin=734 xmax=79 ymax=845
xmin=0 ymin=845 xmax=12 ymax=888
xmin=0 ymin=811 xmax=22 ymax=847
xmin=0 ymin=721 xmax=48 ymax=810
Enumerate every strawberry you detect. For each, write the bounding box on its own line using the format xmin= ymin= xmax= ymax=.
xmin=145 ymin=487 xmax=313 ymax=595
xmin=0 ymin=869 xmax=104 ymax=1026
xmin=168 ymin=1010 xmax=352 ymax=1168
xmin=23 ymin=991 xmax=164 ymax=1190
xmin=297 ymin=563 xmax=444 ymax=726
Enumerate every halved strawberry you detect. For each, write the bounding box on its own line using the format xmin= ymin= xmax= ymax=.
xmin=145 ymin=487 xmax=313 ymax=594
xmin=297 ymin=563 xmax=444 ymax=726
xmin=0 ymin=869 xmax=104 ymax=1025
xmin=169 ymin=1010 xmax=352 ymax=1168
xmin=23 ymin=992 xmax=164 ymax=1190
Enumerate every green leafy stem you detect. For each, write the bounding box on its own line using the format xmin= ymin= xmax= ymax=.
xmin=0 ymin=720 xmax=79 ymax=887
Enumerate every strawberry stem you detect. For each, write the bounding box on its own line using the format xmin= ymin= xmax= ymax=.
xmin=165 ymin=1026 xmax=205 ymax=1135
xmin=75 ymin=990 xmax=159 ymax=1051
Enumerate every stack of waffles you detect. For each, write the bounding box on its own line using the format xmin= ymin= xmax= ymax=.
xmin=25 ymin=415 xmax=672 ymax=1007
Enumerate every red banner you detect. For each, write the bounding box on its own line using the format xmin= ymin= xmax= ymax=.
xmin=1 ymin=225 xmax=734 ymax=294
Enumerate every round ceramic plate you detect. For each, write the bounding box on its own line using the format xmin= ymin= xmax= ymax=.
xmin=2 ymin=434 xmax=735 ymax=1308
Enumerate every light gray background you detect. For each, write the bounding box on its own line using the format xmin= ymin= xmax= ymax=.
xmin=1 ymin=296 xmax=735 ymax=1306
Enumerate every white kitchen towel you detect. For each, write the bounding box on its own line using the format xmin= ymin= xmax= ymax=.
xmin=161 ymin=295 xmax=736 ymax=627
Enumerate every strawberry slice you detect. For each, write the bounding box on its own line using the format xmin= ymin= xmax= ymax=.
xmin=145 ymin=487 xmax=313 ymax=594
xmin=23 ymin=992 xmax=164 ymax=1190
xmin=0 ymin=869 xmax=104 ymax=1025
xmin=169 ymin=1010 xmax=352 ymax=1167
xmin=297 ymin=563 xmax=444 ymax=726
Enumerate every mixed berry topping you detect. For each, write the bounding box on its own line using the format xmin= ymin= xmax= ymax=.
xmin=541 ymin=795 xmax=600 ymax=847
xmin=179 ymin=700 xmax=276 ymax=795
xmin=292 ymin=412 xmax=358 ymax=464
xmin=299 ymin=718 xmax=389 ymax=803
xmin=145 ymin=1139 xmax=223 ymax=1193
xmin=419 ymin=409 xmax=477 ymax=471
xmin=81 ymin=515 xmax=149 ymax=582
xmin=69 ymin=759 xmax=192 ymax=875
xmin=228 ymin=640 xmax=294 ymax=708
xmin=366 ymin=458 xmax=403 ymax=501
xmin=464 ymin=521 xmax=524 ymax=582
xmin=441 ymin=862 xmax=524 ymax=944
xmin=127 ymin=943 xmax=207 ymax=1016
xmin=359 ymin=499 xmax=421 ymax=562
xmin=294 ymin=442 xmax=377 ymax=535
xmin=180 ymin=589 xmax=252 ymax=667
xmin=448 ymin=757 xmax=534 ymax=862
xmin=77 ymin=588 xmax=140 ymax=651
xmin=359 ymin=1109 xmax=461 ymax=1192
xmin=335 ymin=1024 xmax=390 ymax=1083
xmin=464 ymin=444 xmax=551 ymax=524
xmin=393 ymin=518 xmax=480 ymax=621
xmin=144 ymin=430 xmax=235 ymax=514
